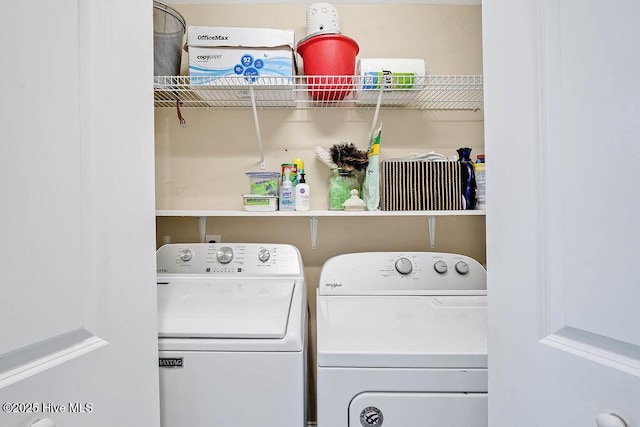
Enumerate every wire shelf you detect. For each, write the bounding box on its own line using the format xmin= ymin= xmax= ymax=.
xmin=154 ymin=74 xmax=483 ymax=110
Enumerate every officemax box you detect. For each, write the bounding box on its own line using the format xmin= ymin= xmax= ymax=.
xmin=187 ymin=26 xmax=295 ymax=82
xmin=186 ymin=26 xmax=296 ymax=106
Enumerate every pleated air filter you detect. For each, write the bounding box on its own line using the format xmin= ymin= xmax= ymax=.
xmin=380 ymin=160 xmax=463 ymax=211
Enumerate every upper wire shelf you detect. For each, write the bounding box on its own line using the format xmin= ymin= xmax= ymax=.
xmin=153 ymin=74 xmax=483 ymax=110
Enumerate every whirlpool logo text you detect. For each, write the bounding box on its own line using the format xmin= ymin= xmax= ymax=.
xmin=325 ymin=282 xmax=343 ymax=288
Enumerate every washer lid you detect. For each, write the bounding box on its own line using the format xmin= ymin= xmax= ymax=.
xmin=317 ymin=295 xmax=487 ymax=368
xmin=157 ymin=279 xmax=295 ymax=339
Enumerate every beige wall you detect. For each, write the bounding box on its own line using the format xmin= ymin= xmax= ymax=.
xmin=154 ymin=3 xmax=484 ymax=421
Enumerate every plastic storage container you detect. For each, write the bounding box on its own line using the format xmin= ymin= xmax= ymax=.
xmin=242 ymin=194 xmax=278 ymax=211
xmin=246 ymin=172 xmax=281 ymax=196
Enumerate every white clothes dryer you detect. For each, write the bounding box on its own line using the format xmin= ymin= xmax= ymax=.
xmin=316 ymin=252 xmax=487 ymax=427
xmin=157 ymin=243 xmax=307 ymax=427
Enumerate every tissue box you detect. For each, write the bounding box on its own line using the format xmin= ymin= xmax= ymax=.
xmin=356 ymin=58 xmax=427 ymax=105
xmin=380 ymin=159 xmax=462 ymax=211
xmin=187 ymin=26 xmax=296 ymax=106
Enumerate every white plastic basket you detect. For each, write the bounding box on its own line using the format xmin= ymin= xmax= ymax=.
xmin=306 ymin=2 xmax=340 ymax=36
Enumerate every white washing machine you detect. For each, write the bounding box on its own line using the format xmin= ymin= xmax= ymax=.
xmin=316 ymin=252 xmax=487 ymax=427
xmin=157 ymin=243 xmax=307 ymax=427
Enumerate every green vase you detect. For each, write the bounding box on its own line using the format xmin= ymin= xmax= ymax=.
xmin=328 ymin=169 xmax=359 ymax=210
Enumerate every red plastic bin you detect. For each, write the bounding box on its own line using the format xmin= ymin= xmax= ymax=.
xmin=297 ymin=34 xmax=359 ymax=101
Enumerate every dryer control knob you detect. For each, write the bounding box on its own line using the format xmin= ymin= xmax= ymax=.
xmin=433 ymin=260 xmax=448 ymax=274
xmin=179 ymin=249 xmax=193 ymax=262
xmin=395 ymin=257 xmax=413 ymax=275
xmin=216 ymin=246 xmax=234 ymax=264
xmin=455 ymin=261 xmax=470 ymax=275
xmin=258 ymin=248 xmax=271 ymax=263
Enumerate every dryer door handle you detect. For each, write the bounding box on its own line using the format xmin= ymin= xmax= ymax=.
xmin=31 ymin=419 xmax=56 ymax=427
xmin=596 ymin=413 xmax=627 ymax=427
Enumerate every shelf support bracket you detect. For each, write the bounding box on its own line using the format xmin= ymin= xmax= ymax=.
xmin=310 ymin=216 xmax=318 ymax=249
xmin=198 ymin=216 xmax=207 ymax=243
xmin=249 ymin=84 xmax=266 ymax=170
xmin=427 ymin=215 xmax=436 ymax=248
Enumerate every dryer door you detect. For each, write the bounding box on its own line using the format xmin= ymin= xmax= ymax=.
xmin=317 ymin=295 xmax=487 ymax=368
xmin=349 ymin=392 xmax=487 ymax=427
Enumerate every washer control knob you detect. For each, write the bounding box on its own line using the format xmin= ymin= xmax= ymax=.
xmin=433 ymin=260 xmax=448 ymax=274
xmin=179 ymin=249 xmax=193 ymax=262
xmin=258 ymin=248 xmax=271 ymax=263
xmin=455 ymin=261 xmax=470 ymax=275
xmin=216 ymin=246 xmax=234 ymax=264
xmin=395 ymin=257 xmax=413 ymax=275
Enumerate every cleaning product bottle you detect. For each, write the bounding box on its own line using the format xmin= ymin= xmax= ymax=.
xmin=474 ymin=154 xmax=486 ymax=209
xmin=292 ymin=158 xmax=304 ymax=186
xmin=295 ymin=172 xmax=310 ymax=211
xmin=279 ymin=169 xmax=295 ymax=211
xmin=457 ymin=147 xmax=476 ymax=210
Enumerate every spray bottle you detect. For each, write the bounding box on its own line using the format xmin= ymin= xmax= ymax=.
xmin=279 ymin=169 xmax=295 ymax=211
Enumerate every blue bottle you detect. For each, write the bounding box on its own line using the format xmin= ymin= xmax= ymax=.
xmin=457 ymin=147 xmax=477 ymax=210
